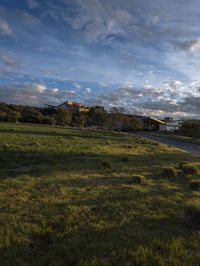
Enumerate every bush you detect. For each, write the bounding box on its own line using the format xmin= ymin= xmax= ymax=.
xmin=121 ymin=157 xmax=129 ymax=162
xmin=185 ymin=200 xmax=200 ymax=225
xmin=42 ymin=116 xmax=56 ymax=125
xmin=182 ymin=165 xmax=198 ymax=175
xmin=21 ymin=109 xmax=43 ymax=124
xmin=100 ymin=161 xmax=111 ymax=169
xmin=127 ymin=145 xmax=132 ymax=149
xmin=189 ymin=181 xmax=200 ymax=191
xmin=162 ymin=167 xmax=177 ymax=179
xmin=179 ymin=161 xmax=188 ymax=169
xmin=132 ymin=175 xmax=145 ymax=184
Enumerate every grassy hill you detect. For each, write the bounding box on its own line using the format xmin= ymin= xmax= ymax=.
xmin=0 ymin=123 xmax=200 ymax=265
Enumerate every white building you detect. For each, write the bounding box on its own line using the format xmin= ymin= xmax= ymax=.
xmin=165 ymin=120 xmax=183 ymax=132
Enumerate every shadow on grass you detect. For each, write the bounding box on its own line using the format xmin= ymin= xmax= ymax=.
xmin=0 ymin=209 xmax=195 ymax=265
xmin=0 ymin=147 xmax=191 ymax=179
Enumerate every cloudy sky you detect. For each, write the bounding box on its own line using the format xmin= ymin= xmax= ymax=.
xmin=0 ymin=0 xmax=200 ymax=117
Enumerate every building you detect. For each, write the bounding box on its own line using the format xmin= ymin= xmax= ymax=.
xmin=142 ymin=116 xmax=166 ymax=131
xmin=164 ymin=118 xmax=183 ymax=132
xmin=54 ymin=101 xmax=90 ymax=113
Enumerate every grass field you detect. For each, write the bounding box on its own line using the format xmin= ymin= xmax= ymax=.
xmin=0 ymin=123 xmax=200 ymax=265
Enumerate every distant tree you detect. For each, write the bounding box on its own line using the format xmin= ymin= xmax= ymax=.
xmin=40 ymin=107 xmax=57 ymax=117
xmin=21 ymin=109 xmax=43 ymax=124
xmin=55 ymin=108 xmax=73 ymax=125
xmin=0 ymin=109 xmax=21 ymax=122
xmin=73 ymin=113 xmax=88 ymax=127
xmin=107 ymin=107 xmax=126 ymax=131
xmin=42 ymin=116 xmax=56 ymax=125
xmin=89 ymin=106 xmax=108 ymax=127
xmin=121 ymin=115 xmax=143 ymax=131
xmin=180 ymin=120 xmax=200 ymax=139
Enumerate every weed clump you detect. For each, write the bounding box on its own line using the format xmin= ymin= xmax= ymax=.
xmin=162 ymin=167 xmax=177 ymax=179
xmin=101 ymin=161 xmax=111 ymax=169
xmin=182 ymin=165 xmax=198 ymax=175
xmin=179 ymin=161 xmax=188 ymax=169
xmin=185 ymin=200 xmax=200 ymax=225
xmin=3 ymin=144 xmax=10 ymax=149
xmin=132 ymin=175 xmax=145 ymax=184
xmin=121 ymin=157 xmax=129 ymax=162
xmin=189 ymin=181 xmax=200 ymax=191
xmin=127 ymin=145 xmax=132 ymax=149
xmin=152 ymin=142 xmax=159 ymax=146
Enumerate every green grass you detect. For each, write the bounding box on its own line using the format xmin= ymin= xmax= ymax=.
xmin=0 ymin=122 xmax=200 ymax=265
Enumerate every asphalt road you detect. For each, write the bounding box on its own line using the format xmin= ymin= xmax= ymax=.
xmin=133 ymin=132 xmax=200 ymax=156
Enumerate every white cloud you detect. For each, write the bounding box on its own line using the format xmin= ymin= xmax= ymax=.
xmin=169 ymin=80 xmax=183 ymax=89
xmin=35 ymin=84 xmax=46 ymax=93
xmin=0 ymin=19 xmax=13 ymax=37
xmin=73 ymin=83 xmax=81 ymax=89
xmin=99 ymin=81 xmax=108 ymax=87
xmin=85 ymin=87 xmax=91 ymax=93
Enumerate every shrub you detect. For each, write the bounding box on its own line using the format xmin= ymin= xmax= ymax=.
xmin=132 ymin=175 xmax=145 ymax=184
xmin=185 ymin=200 xmax=200 ymax=225
xmin=182 ymin=165 xmax=198 ymax=175
xmin=179 ymin=161 xmax=188 ymax=169
xmin=3 ymin=144 xmax=10 ymax=149
xmin=121 ymin=157 xmax=129 ymax=162
xmin=162 ymin=167 xmax=177 ymax=179
xmin=127 ymin=145 xmax=132 ymax=149
xmin=152 ymin=142 xmax=159 ymax=146
xmin=101 ymin=161 xmax=111 ymax=169
xmin=189 ymin=181 xmax=200 ymax=191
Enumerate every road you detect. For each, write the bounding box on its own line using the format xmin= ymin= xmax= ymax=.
xmin=133 ymin=132 xmax=200 ymax=156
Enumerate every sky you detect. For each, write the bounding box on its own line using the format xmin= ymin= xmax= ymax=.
xmin=0 ymin=0 xmax=200 ymax=118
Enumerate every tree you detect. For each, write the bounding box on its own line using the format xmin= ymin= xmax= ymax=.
xmin=21 ymin=108 xmax=43 ymax=124
xmin=121 ymin=115 xmax=143 ymax=131
xmin=89 ymin=106 xmax=108 ymax=127
xmin=180 ymin=120 xmax=200 ymax=139
xmin=73 ymin=113 xmax=88 ymax=127
xmin=55 ymin=108 xmax=73 ymax=125
xmin=0 ymin=109 xmax=21 ymax=122
xmin=107 ymin=107 xmax=126 ymax=131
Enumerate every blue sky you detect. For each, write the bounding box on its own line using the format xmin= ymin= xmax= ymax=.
xmin=0 ymin=0 xmax=200 ymax=117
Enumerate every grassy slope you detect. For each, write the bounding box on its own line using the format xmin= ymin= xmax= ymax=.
xmin=0 ymin=123 xmax=200 ymax=265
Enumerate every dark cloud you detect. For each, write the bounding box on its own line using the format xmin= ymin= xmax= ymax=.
xmin=179 ymin=96 xmax=200 ymax=113
xmin=178 ymin=38 xmax=200 ymax=53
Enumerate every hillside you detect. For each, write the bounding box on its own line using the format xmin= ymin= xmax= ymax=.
xmin=0 ymin=123 xmax=200 ymax=265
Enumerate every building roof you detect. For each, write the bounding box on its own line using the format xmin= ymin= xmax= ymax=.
xmin=149 ymin=117 xmax=166 ymax=124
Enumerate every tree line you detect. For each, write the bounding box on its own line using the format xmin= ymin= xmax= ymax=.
xmin=179 ymin=120 xmax=200 ymax=139
xmin=0 ymin=102 xmax=142 ymax=131
xmin=1 ymin=102 xmax=199 ymax=136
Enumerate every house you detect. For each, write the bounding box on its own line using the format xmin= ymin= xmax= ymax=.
xmin=142 ymin=116 xmax=166 ymax=131
xmin=49 ymin=101 xmax=90 ymax=113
